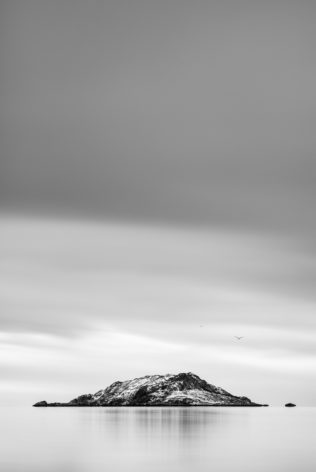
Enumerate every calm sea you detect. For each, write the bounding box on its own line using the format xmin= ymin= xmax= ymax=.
xmin=0 ymin=406 xmax=315 ymax=472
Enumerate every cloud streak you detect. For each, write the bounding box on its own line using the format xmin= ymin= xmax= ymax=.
xmin=1 ymin=215 xmax=316 ymax=336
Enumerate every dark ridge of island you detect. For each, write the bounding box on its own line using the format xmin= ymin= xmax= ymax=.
xmin=33 ymin=372 xmax=268 ymax=407
xmin=285 ymin=403 xmax=296 ymax=407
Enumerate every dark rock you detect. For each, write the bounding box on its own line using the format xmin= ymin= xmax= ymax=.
xmin=33 ymin=401 xmax=48 ymax=407
xmin=285 ymin=403 xmax=296 ymax=407
xmin=69 ymin=394 xmax=93 ymax=406
xmin=130 ymin=386 xmax=151 ymax=406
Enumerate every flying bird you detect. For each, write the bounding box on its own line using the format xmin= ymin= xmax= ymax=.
xmin=234 ymin=336 xmax=244 ymax=340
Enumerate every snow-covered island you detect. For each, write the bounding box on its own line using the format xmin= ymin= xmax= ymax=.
xmin=33 ymin=372 xmax=268 ymax=407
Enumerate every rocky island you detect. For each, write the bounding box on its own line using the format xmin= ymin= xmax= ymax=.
xmin=33 ymin=372 xmax=267 ymax=407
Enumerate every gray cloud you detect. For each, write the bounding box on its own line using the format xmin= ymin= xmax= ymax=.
xmin=1 ymin=0 xmax=315 ymax=240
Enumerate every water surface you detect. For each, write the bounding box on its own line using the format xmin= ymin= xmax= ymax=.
xmin=1 ymin=406 xmax=315 ymax=471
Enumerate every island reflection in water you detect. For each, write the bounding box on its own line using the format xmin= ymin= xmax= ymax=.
xmin=1 ymin=406 xmax=315 ymax=472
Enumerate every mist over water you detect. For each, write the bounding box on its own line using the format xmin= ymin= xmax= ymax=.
xmin=1 ymin=407 xmax=315 ymax=472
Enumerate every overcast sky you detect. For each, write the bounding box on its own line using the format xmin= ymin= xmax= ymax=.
xmin=0 ymin=0 xmax=316 ymax=405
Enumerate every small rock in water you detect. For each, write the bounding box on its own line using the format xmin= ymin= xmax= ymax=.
xmin=285 ymin=403 xmax=296 ymax=407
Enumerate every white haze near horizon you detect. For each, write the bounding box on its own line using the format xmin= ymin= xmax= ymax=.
xmin=1 ymin=214 xmax=315 ymax=406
